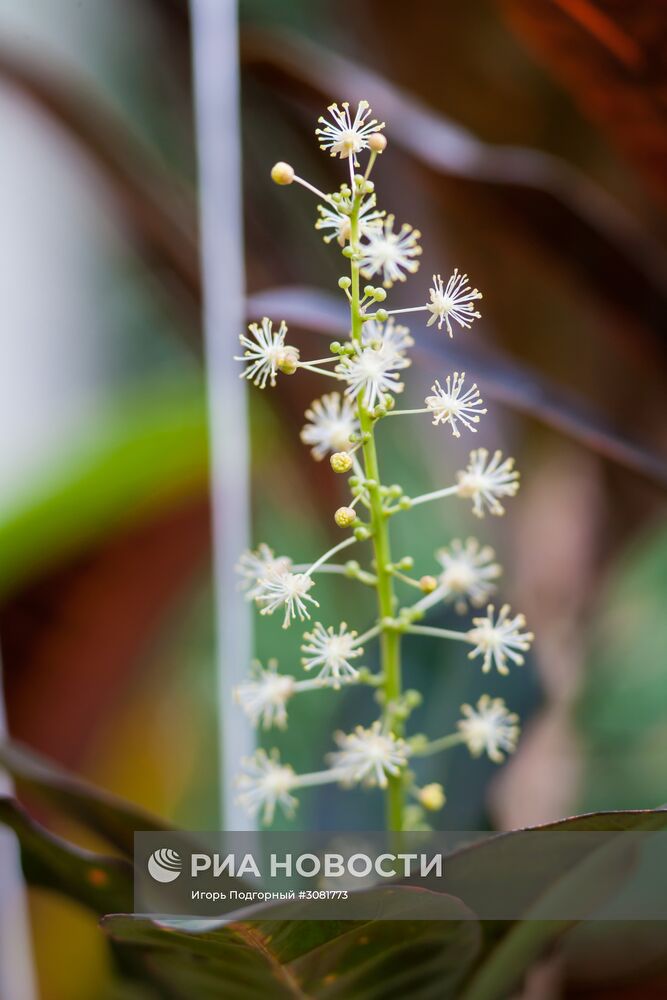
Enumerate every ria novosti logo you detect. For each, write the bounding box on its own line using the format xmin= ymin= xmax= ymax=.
xmin=147 ymin=848 xmax=183 ymax=883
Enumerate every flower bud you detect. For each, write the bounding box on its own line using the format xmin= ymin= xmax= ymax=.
xmin=338 ymin=277 xmax=351 ymax=290
xmin=330 ymin=452 xmax=353 ymax=474
xmin=375 ymin=308 xmax=389 ymax=322
xmin=404 ymin=689 xmax=422 ymax=709
xmin=277 ymin=346 xmax=300 ymax=374
xmin=419 ymin=575 xmax=438 ymax=594
xmin=354 ymin=526 xmax=371 ymax=541
xmin=369 ymin=133 xmax=387 ymax=153
xmin=419 ymin=783 xmax=446 ymax=812
xmin=271 ymin=161 xmax=295 ymax=185
xmin=334 ymin=506 xmax=357 ymax=528
xmin=373 ymin=287 xmax=387 ymax=302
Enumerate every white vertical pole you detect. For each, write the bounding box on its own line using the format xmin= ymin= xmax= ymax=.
xmin=189 ymin=0 xmax=254 ymax=829
xmin=0 ymin=654 xmax=37 ymax=1000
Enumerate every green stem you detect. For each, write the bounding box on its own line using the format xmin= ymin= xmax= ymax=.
xmin=405 ymin=624 xmax=471 ymax=643
xmin=349 ymin=190 xmax=404 ymax=833
xmin=412 ymin=732 xmax=463 ymax=758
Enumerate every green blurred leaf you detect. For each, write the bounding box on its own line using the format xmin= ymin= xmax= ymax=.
xmin=0 ymin=796 xmax=132 ymax=915
xmin=0 ymin=378 xmax=208 ymax=597
xmin=577 ymin=520 xmax=667 ymax=810
xmin=453 ymin=808 xmax=667 ymax=1000
xmin=103 ymin=889 xmax=480 ymax=1000
xmin=0 ymin=740 xmax=172 ymax=857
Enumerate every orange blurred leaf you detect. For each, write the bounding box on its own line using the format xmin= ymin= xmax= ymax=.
xmin=500 ymin=0 xmax=667 ymax=207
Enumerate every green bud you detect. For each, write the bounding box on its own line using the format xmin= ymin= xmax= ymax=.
xmin=399 ymin=496 xmax=412 ymax=510
xmin=342 ymin=246 xmax=355 ymax=259
xmin=354 ymin=526 xmax=371 ymax=541
xmin=375 ymin=308 xmax=388 ymax=322
xmin=374 ymin=287 xmax=387 ymax=302
xmin=338 ymin=276 xmax=351 ymax=290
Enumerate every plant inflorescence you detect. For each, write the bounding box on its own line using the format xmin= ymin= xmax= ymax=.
xmin=234 ymin=100 xmax=533 ymax=831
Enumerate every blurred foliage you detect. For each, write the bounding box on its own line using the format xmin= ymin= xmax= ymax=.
xmin=577 ymin=519 xmax=667 ymax=811
xmin=0 ymin=378 xmax=208 ymax=597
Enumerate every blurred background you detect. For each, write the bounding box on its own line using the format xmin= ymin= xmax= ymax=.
xmin=0 ymin=0 xmax=666 ymax=996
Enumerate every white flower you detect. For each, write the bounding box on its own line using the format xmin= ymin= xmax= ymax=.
xmin=458 ymin=695 xmax=520 ymax=763
xmin=362 ymin=317 xmax=414 ymax=361
xmin=435 ymin=538 xmax=501 ymax=613
xmin=301 ymin=622 xmax=364 ymax=687
xmin=235 ymin=660 xmax=295 ymax=729
xmin=467 ymin=603 xmax=534 ymax=675
xmin=236 ymin=544 xmax=292 ymax=601
xmin=425 ymin=372 xmax=487 ymax=437
xmin=234 ymin=317 xmax=295 ymax=389
xmin=425 ymin=270 xmax=482 ymax=337
xmin=316 ymin=194 xmax=383 ymax=246
xmin=257 ymin=571 xmax=319 ymax=628
xmin=236 ymin=749 xmax=297 ymax=825
xmin=328 ymin=722 xmax=409 ymax=788
xmin=300 ymin=392 xmax=359 ymax=461
xmin=360 ymin=215 xmax=422 ymax=287
xmin=457 ymin=448 xmax=520 ymax=518
xmin=315 ymin=100 xmax=385 ymax=163
xmin=337 ymin=343 xmax=406 ymax=411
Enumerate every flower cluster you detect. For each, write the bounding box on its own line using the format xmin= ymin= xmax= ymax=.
xmin=233 ymin=100 xmax=533 ymax=830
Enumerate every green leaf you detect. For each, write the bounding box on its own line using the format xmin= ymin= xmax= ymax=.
xmin=450 ymin=808 xmax=667 ymax=1000
xmin=0 ymin=378 xmax=208 ymax=597
xmin=0 ymin=796 xmax=132 ymax=915
xmin=0 ymin=740 xmax=171 ymax=857
xmin=102 ymin=889 xmax=480 ymax=1000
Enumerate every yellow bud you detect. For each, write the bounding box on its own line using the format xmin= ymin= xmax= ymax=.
xmin=419 ymin=783 xmax=446 ymax=812
xmin=334 ymin=506 xmax=357 ymax=528
xmin=369 ymin=133 xmax=387 ymax=153
xmin=330 ymin=452 xmax=353 ymax=474
xmin=419 ymin=575 xmax=438 ymax=594
xmin=271 ymin=161 xmax=295 ymax=185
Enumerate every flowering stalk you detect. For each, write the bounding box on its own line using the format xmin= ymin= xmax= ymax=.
xmin=347 ymin=188 xmax=405 ymax=830
xmin=232 ymin=101 xmax=534 ymax=833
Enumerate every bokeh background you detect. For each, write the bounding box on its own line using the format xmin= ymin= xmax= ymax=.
xmin=0 ymin=0 xmax=666 ymax=996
